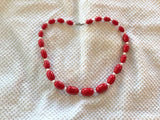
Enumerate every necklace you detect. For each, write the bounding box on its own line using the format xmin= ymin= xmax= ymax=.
xmin=38 ymin=16 xmax=129 ymax=96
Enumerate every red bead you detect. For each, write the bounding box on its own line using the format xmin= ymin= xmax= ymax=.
xmin=112 ymin=20 xmax=119 ymax=25
xmin=54 ymin=81 xmax=65 ymax=90
xmin=123 ymin=33 xmax=129 ymax=42
xmin=86 ymin=19 xmax=93 ymax=24
xmin=123 ymin=44 xmax=129 ymax=52
xmin=41 ymin=49 xmax=47 ymax=58
xmin=38 ymin=39 xmax=44 ymax=47
xmin=95 ymin=17 xmax=102 ymax=22
xmin=96 ymin=83 xmax=108 ymax=93
xmin=43 ymin=60 xmax=50 ymax=69
xmin=104 ymin=17 xmax=111 ymax=22
xmin=41 ymin=23 xmax=48 ymax=30
xmin=119 ymin=26 xmax=124 ymax=32
xmin=66 ymin=20 xmax=73 ymax=25
xmin=66 ymin=86 xmax=79 ymax=95
xmin=107 ymin=74 xmax=116 ymax=84
xmin=48 ymin=19 xmax=55 ymax=24
xmin=120 ymin=55 xmax=127 ymax=63
xmin=46 ymin=70 xmax=55 ymax=81
xmin=57 ymin=18 xmax=64 ymax=23
xmin=81 ymin=88 xmax=94 ymax=96
xmin=38 ymin=30 xmax=43 ymax=37
xmin=114 ymin=64 xmax=122 ymax=74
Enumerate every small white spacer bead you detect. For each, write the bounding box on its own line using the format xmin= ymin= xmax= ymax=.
xmin=106 ymin=83 xmax=110 ymax=86
xmin=125 ymin=42 xmax=129 ymax=44
xmin=120 ymin=63 xmax=123 ymax=66
xmin=112 ymin=72 xmax=116 ymax=75
xmin=94 ymin=89 xmax=97 ymax=93
xmin=41 ymin=47 xmax=44 ymax=50
xmin=123 ymin=52 xmax=126 ymax=55
xmin=46 ymin=69 xmax=50 ymax=71
xmin=64 ymin=86 xmax=67 ymax=90
xmin=44 ymin=58 xmax=48 ymax=61
xmin=51 ymin=80 xmax=55 ymax=83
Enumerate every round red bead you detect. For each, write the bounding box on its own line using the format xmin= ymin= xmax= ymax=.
xmin=43 ymin=60 xmax=50 ymax=69
xmin=123 ymin=33 xmax=129 ymax=42
xmin=95 ymin=17 xmax=102 ymax=22
xmin=54 ymin=81 xmax=65 ymax=90
xmin=119 ymin=26 xmax=124 ymax=32
xmin=120 ymin=55 xmax=127 ymax=63
xmin=41 ymin=49 xmax=47 ymax=58
xmin=66 ymin=86 xmax=79 ymax=95
xmin=114 ymin=64 xmax=122 ymax=74
xmin=41 ymin=23 xmax=48 ymax=30
xmin=104 ymin=17 xmax=111 ymax=22
xmin=123 ymin=44 xmax=129 ymax=52
xmin=66 ymin=20 xmax=73 ymax=25
xmin=48 ymin=19 xmax=55 ymax=24
xmin=46 ymin=70 xmax=55 ymax=81
xmin=57 ymin=18 xmax=64 ymax=23
xmin=81 ymin=88 xmax=94 ymax=96
xmin=96 ymin=83 xmax=108 ymax=93
xmin=112 ymin=20 xmax=119 ymax=25
xmin=38 ymin=39 xmax=44 ymax=47
xmin=107 ymin=74 xmax=116 ymax=84
xmin=38 ymin=30 xmax=43 ymax=37
xmin=86 ymin=19 xmax=93 ymax=24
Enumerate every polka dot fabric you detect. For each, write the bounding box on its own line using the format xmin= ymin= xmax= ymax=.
xmin=0 ymin=0 xmax=160 ymax=119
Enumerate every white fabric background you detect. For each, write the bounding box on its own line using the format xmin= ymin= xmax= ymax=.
xmin=0 ymin=0 xmax=160 ymax=119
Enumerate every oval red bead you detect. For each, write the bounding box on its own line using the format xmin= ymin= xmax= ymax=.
xmin=38 ymin=39 xmax=44 ymax=47
xmin=81 ymin=88 xmax=94 ymax=96
xmin=54 ymin=81 xmax=65 ymax=90
xmin=95 ymin=17 xmax=102 ymax=22
xmin=41 ymin=49 xmax=47 ymax=58
xmin=48 ymin=19 xmax=55 ymax=24
xmin=86 ymin=19 xmax=93 ymax=24
xmin=123 ymin=33 xmax=129 ymax=42
xmin=96 ymin=83 xmax=108 ymax=93
xmin=107 ymin=74 xmax=116 ymax=84
xmin=66 ymin=86 xmax=79 ymax=95
xmin=123 ymin=44 xmax=129 ymax=52
xmin=112 ymin=20 xmax=119 ymax=25
xmin=66 ymin=20 xmax=73 ymax=25
xmin=38 ymin=30 xmax=43 ymax=37
xmin=43 ymin=60 xmax=50 ymax=69
xmin=120 ymin=55 xmax=127 ymax=63
xmin=46 ymin=70 xmax=55 ymax=81
xmin=119 ymin=26 xmax=124 ymax=32
xmin=104 ymin=17 xmax=111 ymax=22
xmin=57 ymin=18 xmax=64 ymax=23
xmin=114 ymin=64 xmax=123 ymax=74
xmin=41 ymin=23 xmax=48 ymax=30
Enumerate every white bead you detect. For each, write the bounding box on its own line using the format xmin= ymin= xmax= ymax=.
xmin=44 ymin=58 xmax=48 ymax=61
xmin=106 ymin=83 xmax=110 ymax=86
xmin=120 ymin=63 xmax=123 ymax=66
xmin=94 ymin=89 xmax=97 ymax=93
xmin=123 ymin=52 xmax=126 ymax=55
xmin=64 ymin=86 xmax=67 ymax=90
xmin=126 ymin=42 xmax=129 ymax=44
xmin=40 ymin=47 xmax=44 ymax=50
xmin=51 ymin=80 xmax=55 ymax=83
xmin=46 ymin=69 xmax=50 ymax=71
xmin=112 ymin=72 xmax=116 ymax=75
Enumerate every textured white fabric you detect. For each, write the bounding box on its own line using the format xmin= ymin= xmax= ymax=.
xmin=0 ymin=0 xmax=160 ymax=119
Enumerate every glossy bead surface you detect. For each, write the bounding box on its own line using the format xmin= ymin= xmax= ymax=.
xmin=43 ymin=60 xmax=50 ymax=69
xmin=120 ymin=55 xmax=127 ymax=63
xmin=38 ymin=39 xmax=44 ymax=47
xmin=54 ymin=81 xmax=65 ymax=89
xmin=112 ymin=20 xmax=119 ymax=25
xmin=114 ymin=64 xmax=123 ymax=74
xmin=107 ymin=74 xmax=116 ymax=84
xmin=104 ymin=17 xmax=111 ymax=22
xmin=41 ymin=49 xmax=47 ymax=58
xmin=86 ymin=19 xmax=93 ymax=24
xmin=96 ymin=83 xmax=108 ymax=93
xmin=95 ymin=17 xmax=102 ymax=22
xmin=81 ymin=88 xmax=94 ymax=96
xmin=48 ymin=19 xmax=55 ymax=24
xmin=46 ymin=70 xmax=55 ymax=81
xmin=123 ymin=44 xmax=129 ymax=52
xmin=123 ymin=33 xmax=129 ymax=42
xmin=41 ymin=23 xmax=48 ymax=30
xmin=119 ymin=26 xmax=124 ymax=32
xmin=66 ymin=86 xmax=79 ymax=95
xmin=66 ymin=20 xmax=73 ymax=25
xmin=38 ymin=30 xmax=43 ymax=37
xmin=57 ymin=18 xmax=64 ymax=23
